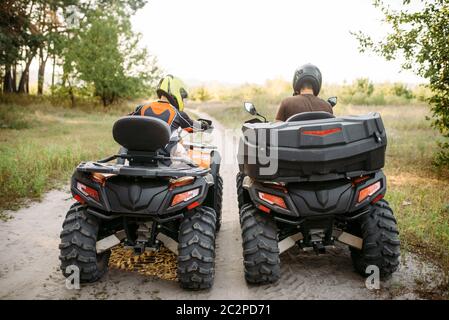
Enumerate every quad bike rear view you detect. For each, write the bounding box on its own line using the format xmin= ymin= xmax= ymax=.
xmin=59 ymin=116 xmax=222 ymax=290
xmin=236 ymin=100 xmax=400 ymax=284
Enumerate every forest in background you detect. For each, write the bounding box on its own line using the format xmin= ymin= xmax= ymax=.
xmin=0 ymin=0 xmax=159 ymax=106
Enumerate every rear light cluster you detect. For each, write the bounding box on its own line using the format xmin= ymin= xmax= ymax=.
xmin=169 ymin=176 xmax=194 ymax=189
xmin=302 ymin=128 xmax=341 ymax=136
xmin=76 ymin=182 xmax=100 ymax=202
xmin=171 ymin=188 xmax=200 ymax=207
xmin=258 ymin=192 xmax=287 ymax=209
xmin=357 ymin=181 xmax=381 ymax=203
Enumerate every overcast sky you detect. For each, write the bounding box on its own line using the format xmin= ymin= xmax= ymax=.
xmin=132 ymin=0 xmax=423 ymax=85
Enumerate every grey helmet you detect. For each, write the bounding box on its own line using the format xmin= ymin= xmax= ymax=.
xmin=293 ymin=63 xmax=322 ymax=96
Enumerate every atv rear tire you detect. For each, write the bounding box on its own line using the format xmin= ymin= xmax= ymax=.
xmin=240 ymin=204 xmax=280 ymax=284
xmin=349 ymin=199 xmax=400 ymax=278
xmin=236 ymin=172 xmax=251 ymax=211
xmin=178 ymin=206 xmax=216 ymax=290
xmin=59 ymin=203 xmax=110 ymax=283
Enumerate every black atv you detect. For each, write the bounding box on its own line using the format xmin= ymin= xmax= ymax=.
xmin=236 ymin=100 xmax=400 ymax=284
xmin=59 ymin=116 xmax=222 ymax=290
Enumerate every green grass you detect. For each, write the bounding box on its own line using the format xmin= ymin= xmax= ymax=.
xmin=197 ymin=101 xmax=449 ymax=273
xmin=0 ymin=95 xmax=139 ymax=216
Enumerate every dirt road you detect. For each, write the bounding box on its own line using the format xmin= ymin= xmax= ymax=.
xmin=0 ymin=114 xmax=443 ymax=300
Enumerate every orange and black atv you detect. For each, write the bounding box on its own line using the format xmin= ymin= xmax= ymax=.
xmin=59 ymin=116 xmax=222 ymax=290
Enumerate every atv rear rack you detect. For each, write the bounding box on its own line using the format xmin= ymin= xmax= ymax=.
xmin=262 ymin=169 xmax=379 ymax=183
xmin=76 ymin=161 xmax=210 ymax=177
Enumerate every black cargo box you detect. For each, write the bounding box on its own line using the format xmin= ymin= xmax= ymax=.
xmin=237 ymin=113 xmax=387 ymax=182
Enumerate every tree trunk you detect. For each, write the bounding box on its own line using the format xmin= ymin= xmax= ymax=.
xmin=25 ymin=71 xmax=29 ymax=93
xmin=67 ymin=78 xmax=75 ymax=108
xmin=37 ymin=47 xmax=47 ymax=95
xmin=69 ymin=87 xmax=75 ymax=108
xmin=18 ymin=50 xmax=35 ymax=93
xmin=102 ymin=95 xmax=107 ymax=107
xmin=12 ymin=64 xmax=17 ymax=92
xmin=3 ymin=64 xmax=13 ymax=93
xmin=51 ymin=52 xmax=55 ymax=90
xmin=18 ymin=63 xmax=31 ymax=93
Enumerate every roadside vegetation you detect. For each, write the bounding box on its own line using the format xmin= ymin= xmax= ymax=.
xmin=0 ymin=94 xmax=138 ymax=218
xmin=192 ymin=79 xmax=432 ymax=126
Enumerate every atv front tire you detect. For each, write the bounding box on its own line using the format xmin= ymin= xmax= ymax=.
xmin=205 ymin=174 xmax=223 ymax=232
xmin=59 ymin=203 xmax=110 ymax=283
xmin=240 ymin=204 xmax=280 ymax=284
xmin=349 ymin=199 xmax=400 ymax=278
xmin=213 ymin=175 xmax=223 ymax=232
xmin=178 ymin=206 xmax=216 ymax=290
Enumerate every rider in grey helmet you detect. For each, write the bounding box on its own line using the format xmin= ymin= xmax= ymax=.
xmin=275 ymin=63 xmax=333 ymax=121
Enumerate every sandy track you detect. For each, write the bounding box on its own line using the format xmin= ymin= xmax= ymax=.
xmin=0 ymin=113 xmax=443 ymax=300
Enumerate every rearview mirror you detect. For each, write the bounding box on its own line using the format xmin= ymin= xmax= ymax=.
xmin=244 ymin=102 xmax=257 ymax=115
xmin=327 ymin=96 xmax=338 ymax=107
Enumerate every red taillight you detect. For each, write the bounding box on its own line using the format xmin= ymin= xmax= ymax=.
xmin=171 ymin=188 xmax=200 ymax=207
xmin=258 ymin=192 xmax=287 ymax=209
xmin=358 ymin=181 xmax=381 ymax=203
xmin=371 ymin=193 xmax=384 ymax=204
xmin=76 ymin=182 xmax=100 ymax=202
xmin=73 ymin=194 xmax=85 ymax=204
xmin=187 ymin=201 xmax=201 ymax=210
xmin=258 ymin=204 xmax=271 ymax=213
xmin=302 ymin=128 xmax=342 ymax=136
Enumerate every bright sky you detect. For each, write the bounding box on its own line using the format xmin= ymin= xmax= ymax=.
xmin=132 ymin=0 xmax=424 ymax=86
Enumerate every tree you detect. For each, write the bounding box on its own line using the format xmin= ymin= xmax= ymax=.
xmin=1 ymin=0 xmax=68 ymax=94
xmin=353 ymin=0 xmax=449 ymax=166
xmin=0 ymin=0 xmax=152 ymax=98
xmin=63 ymin=9 xmax=158 ymax=106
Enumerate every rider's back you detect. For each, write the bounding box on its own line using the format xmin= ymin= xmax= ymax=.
xmin=275 ymin=94 xmax=333 ymax=122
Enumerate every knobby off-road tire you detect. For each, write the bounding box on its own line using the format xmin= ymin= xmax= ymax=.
xmin=59 ymin=203 xmax=110 ymax=283
xmin=350 ymin=199 xmax=400 ymax=278
xmin=213 ymin=175 xmax=223 ymax=232
xmin=236 ymin=172 xmax=251 ymax=211
xmin=240 ymin=203 xmax=280 ymax=284
xmin=178 ymin=206 xmax=217 ymax=290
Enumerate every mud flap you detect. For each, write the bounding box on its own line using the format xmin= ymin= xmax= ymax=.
xmin=333 ymin=229 xmax=363 ymax=249
xmin=96 ymin=230 xmax=126 ymax=254
xmin=279 ymin=232 xmax=304 ymax=254
xmin=156 ymin=233 xmax=179 ymax=255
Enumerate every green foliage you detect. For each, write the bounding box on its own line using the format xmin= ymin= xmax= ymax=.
xmin=191 ymin=87 xmax=212 ymax=102
xmin=1 ymin=1 xmax=158 ymax=103
xmin=340 ymin=79 xmax=417 ymax=106
xmin=353 ymin=0 xmax=449 ymax=166
xmin=61 ymin=2 xmax=159 ymax=106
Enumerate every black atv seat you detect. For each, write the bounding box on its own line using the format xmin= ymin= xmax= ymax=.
xmin=287 ymin=111 xmax=335 ymax=122
xmin=112 ymin=116 xmax=171 ymax=152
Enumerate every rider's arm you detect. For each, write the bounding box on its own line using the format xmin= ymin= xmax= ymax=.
xmin=128 ymin=104 xmax=143 ymax=115
xmin=177 ymin=111 xmax=202 ymax=130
